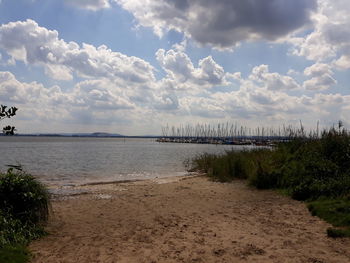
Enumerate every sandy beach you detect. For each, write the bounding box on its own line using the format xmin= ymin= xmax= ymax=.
xmin=29 ymin=175 xmax=350 ymax=263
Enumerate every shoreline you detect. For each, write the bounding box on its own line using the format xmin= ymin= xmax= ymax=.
xmin=30 ymin=175 xmax=350 ymax=263
xmin=47 ymin=173 xmax=199 ymax=198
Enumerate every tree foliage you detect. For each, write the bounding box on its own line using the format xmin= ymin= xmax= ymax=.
xmin=0 ymin=105 xmax=18 ymax=135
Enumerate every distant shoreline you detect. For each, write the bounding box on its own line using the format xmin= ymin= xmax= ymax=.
xmin=0 ymin=133 xmax=160 ymax=138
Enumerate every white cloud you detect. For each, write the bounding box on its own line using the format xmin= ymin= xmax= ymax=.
xmin=249 ymin=64 xmax=300 ymax=91
xmin=1 ymin=17 xmax=349 ymax=133
xmin=180 ymin=96 xmax=225 ymax=118
xmin=0 ymin=71 xmax=43 ymax=103
xmin=156 ymin=48 xmax=231 ymax=91
xmin=0 ymin=71 xmax=143 ymax=129
xmin=287 ymin=69 xmax=301 ymax=76
xmin=44 ymin=64 xmax=73 ymax=81
xmin=0 ymin=20 xmax=156 ymax=84
xmin=116 ymin=0 xmax=317 ymax=49
xmin=290 ymin=0 xmax=350 ymax=69
xmin=72 ymin=79 xmax=134 ymax=110
xmin=333 ymin=55 xmax=350 ymax=70
xmin=1 ymin=61 xmax=349 ymax=133
xmin=153 ymin=91 xmax=179 ymax=111
xmin=65 ymin=0 xmax=110 ymax=11
xmin=303 ymin=63 xmax=337 ymax=90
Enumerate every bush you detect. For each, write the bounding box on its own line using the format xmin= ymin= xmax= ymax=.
xmin=0 ymin=245 xmax=29 ymax=263
xmin=250 ymin=162 xmax=279 ymax=189
xmin=0 ymin=211 xmax=27 ymax=247
xmin=0 ymin=169 xmax=50 ymax=225
xmin=0 ymin=211 xmax=46 ymax=248
xmin=0 ymin=168 xmax=50 ymax=263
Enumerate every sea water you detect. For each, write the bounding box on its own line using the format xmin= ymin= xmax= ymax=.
xmin=0 ymin=136 xmax=252 ymax=187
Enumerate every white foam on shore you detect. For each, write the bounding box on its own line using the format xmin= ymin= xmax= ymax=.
xmin=94 ymin=194 xmax=112 ymax=200
xmin=47 ymin=172 xmax=198 ymax=198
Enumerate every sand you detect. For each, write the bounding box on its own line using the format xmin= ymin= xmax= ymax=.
xmin=29 ymin=175 xmax=350 ymax=263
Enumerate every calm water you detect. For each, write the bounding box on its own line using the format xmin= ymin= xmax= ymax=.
xmin=0 ymin=136 xmax=250 ymax=186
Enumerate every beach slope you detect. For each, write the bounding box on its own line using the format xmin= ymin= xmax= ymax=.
xmin=30 ymin=176 xmax=350 ymax=263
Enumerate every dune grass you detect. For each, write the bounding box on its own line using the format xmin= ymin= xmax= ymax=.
xmin=0 ymin=169 xmax=50 ymax=263
xmin=190 ymin=126 xmax=350 ymax=237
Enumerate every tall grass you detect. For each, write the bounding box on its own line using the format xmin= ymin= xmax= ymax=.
xmin=0 ymin=169 xmax=50 ymax=262
xmin=190 ymin=126 xmax=350 ymax=237
xmin=191 ymin=149 xmax=270 ymax=182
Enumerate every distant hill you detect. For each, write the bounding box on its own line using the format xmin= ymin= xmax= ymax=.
xmin=11 ymin=132 xmax=125 ymax=138
xmin=1 ymin=132 xmax=163 ymax=138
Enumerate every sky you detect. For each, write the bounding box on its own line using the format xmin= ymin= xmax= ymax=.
xmin=0 ymin=0 xmax=350 ymax=135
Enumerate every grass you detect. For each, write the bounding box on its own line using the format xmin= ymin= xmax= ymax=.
xmin=0 ymin=169 xmax=50 ymax=263
xmin=308 ymin=198 xmax=350 ymax=237
xmin=190 ymin=126 xmax=350 ymax=238
xmin=327 ymin=228 xmax=350 ymax=238
xmin=0 ymin=245 xmax=30 ymax=263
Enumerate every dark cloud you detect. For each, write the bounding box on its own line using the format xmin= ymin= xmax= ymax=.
xmin=118 ymin=0 xmax=317 ymax=48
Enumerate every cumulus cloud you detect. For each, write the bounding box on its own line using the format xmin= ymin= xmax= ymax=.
xmin=72 ymin=80 xmax=134 ymax=110
xmin=153 ymin=91 xmax=179 ymax=111
xmin=0 ymin=71 xmax=43 ymax=103
xmin=156 ymin=48 xmax=231 ymax=91
xmin=116 ymin=0 xmax=317 ymax=49
xmin=303 ymin=63 xmax=337 ymax=90
xmin=207 ymin=82 xmax=347 ymax=127
xmin=180 ymin=96 xmax=225 ymax=118
xmin=334 ymin=55 xmax=350 ymax=70
xmin=0 ymin=71 xmax=75 ymax=125
xmin=65 ymin=0 xmax=110 ymax=11
xmin=0 ymin=20 xmax=156 ymax=84
xmin=1 ymin=62 xmax=349 ymax=133
xmin=249 ymin=64 xmax=300 ymax=91
xmin=1 ymin=17 xmax=349 ymax=133
xmin=291 ymin=0 xmax=350 ymax=69
xmin=0 ymin=71 xmax=142 ymax=127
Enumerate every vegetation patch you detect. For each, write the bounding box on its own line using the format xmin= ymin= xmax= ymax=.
xmin=308 ymin=198 xmax=350 ymax=237
xmin=190 ymin=125 xmax=350 ymax=237
xmin=0 ymin=169 xmax=50 ymax=263
xmin=327 ymin=227 xmax=350 ymax=238
xmin=0 ymin=245 xmax=30 ymax=263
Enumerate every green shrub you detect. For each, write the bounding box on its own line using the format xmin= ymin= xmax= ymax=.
xmin=0 ymin=245 xmax=29 ymax=263
xmin=0 ymin=211 xmax=27 ymax=246
xmin=0 ymin=169 xmax=50 ymax=225
xmin=321 ymin=128 xmax=350 ymax=172
xmin=0 ymin=211 xmax=46 ymax=248
xmin=0 ymin=169 xmax=50 ymax=263
xmin=250 ymin=162 xmax=279 ymax=189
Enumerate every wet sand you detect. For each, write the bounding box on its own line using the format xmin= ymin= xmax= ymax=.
xmin=30 ymin=175 xmax=350 ymax=263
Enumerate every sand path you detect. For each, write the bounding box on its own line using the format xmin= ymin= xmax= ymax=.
xmin=29 ymin=175 xmax=350 ymax=263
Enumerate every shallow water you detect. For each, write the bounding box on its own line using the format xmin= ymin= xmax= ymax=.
xmin=0 ymin=136 xmax=251 ymax=186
